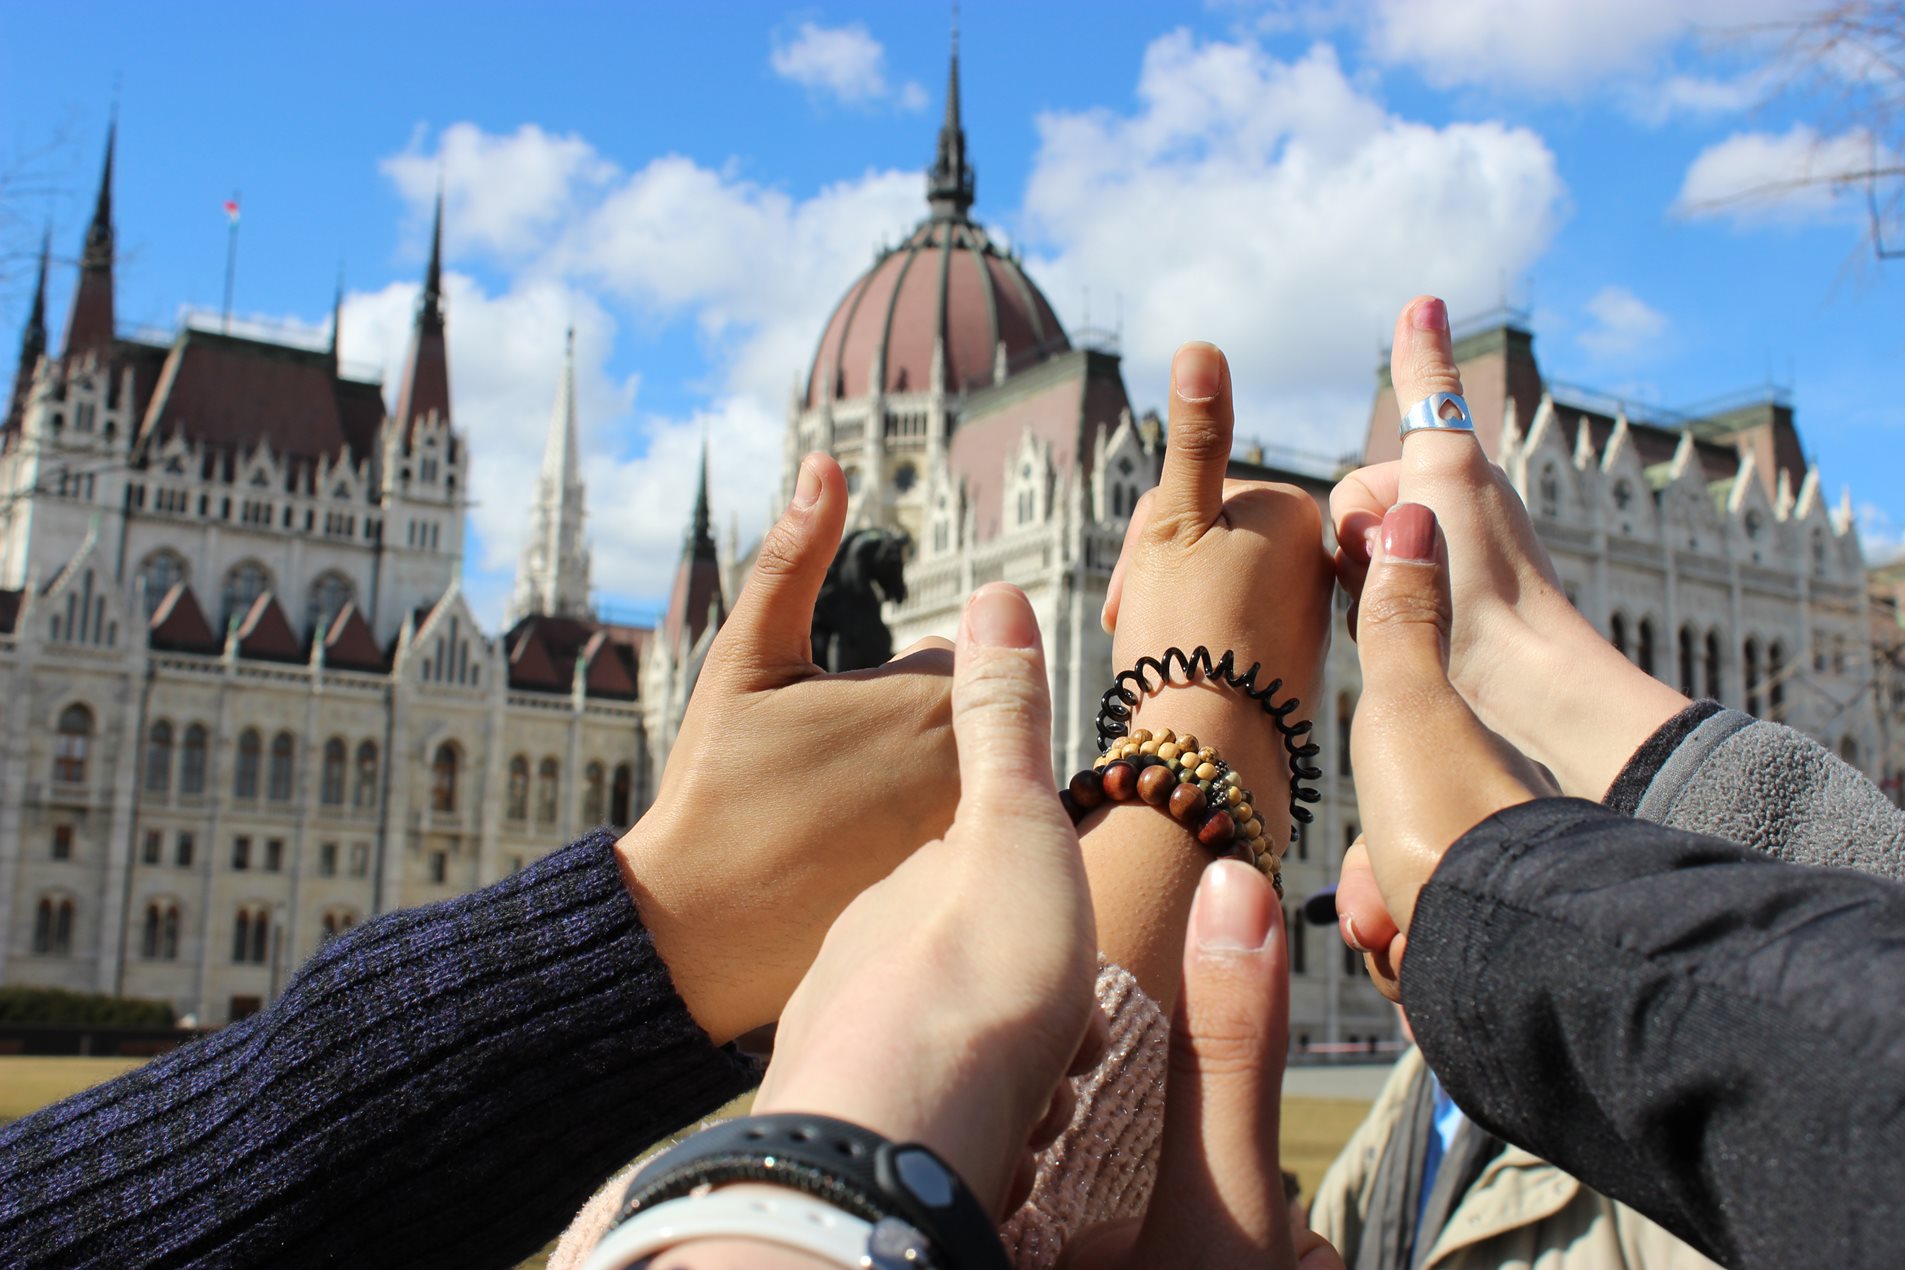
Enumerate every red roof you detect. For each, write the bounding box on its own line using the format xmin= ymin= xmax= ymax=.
xmin=234 ymin=593 xmax=302 ymax=663
xmin=806 ymin=217 xmax=1068 ymax=408
xmin=137 ymin=329 xmax=366 ymax=468
xmin=147 ymin=583 xmax=219 ymax=653
xmin=320 ymin=601 xmax=384 ymax=672
xmin=505 ymin=614 xmax=647 ymax=700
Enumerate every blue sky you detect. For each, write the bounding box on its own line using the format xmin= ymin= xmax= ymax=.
xmin=3 ymin=0 xmax=1899 ymax=626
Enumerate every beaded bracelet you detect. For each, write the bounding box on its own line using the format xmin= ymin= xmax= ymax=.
xmin=1060 ymin=728 xmax=1283 ymax=895
xmin=1095 ymin=646 xmax=1322 ymax=849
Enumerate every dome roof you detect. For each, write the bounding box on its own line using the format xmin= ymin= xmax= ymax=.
xmin=805 ymin=218 xmax=1070 ymax=409
xmin=804 ymin=37 xmax=1069 ymax=409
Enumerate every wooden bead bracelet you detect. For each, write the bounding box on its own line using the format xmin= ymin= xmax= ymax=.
xmin=1059 ymin=728 xmax=1283 ymax=895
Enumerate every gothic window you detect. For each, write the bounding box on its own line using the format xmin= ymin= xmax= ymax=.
xmin=232 ymin=836 xmax=252 ymax=870
xmin=583 ymin=762 xmax=606 ymax=825
xmin=267 ymin=732 xmax=295 ymax=802
xmin=536 ymin=758 xmax=560 ymax=826
xmin=142 ymin=830 xmax=163 ymax=865
xmin=431 ymin=743 xmax=459 ymax=813
xmin=354 ymin=742 xmax=380 ymax=808
xmin=137 ymin=551 xmax=188 ymax=617
xmin=1705 ymin=630 xmax=1724 ymax=701
xmin=234 ymin=729 xmax=262 ymax=799
xmin=1678 ymin=626 xmax=1698 ymax=699
xmin=1610 ymin=614 xmax=1629 ymax=659
xmin=320 ymin=738 xmax=347 ymax=805
xmin=1538 ymin=467 xmax=1560 ymax=519
xmin=308 ymin=572 xmax=354 ymax=633
xmin=1812 ymin=528 xmax=1828 ymax=575
xmin=232 ymin=904 xmax=269 ymax=964
xmin=54 ymin=705 xmax=93 ymax=784
xmin=221 ymin=561 xmax=273 ymax=630
xmin=264 ymin=839 xmax=285 ymax=872
xmin=181 ymin=724 xmax=209 ymax=795
xmin=142 ymin=900 xmax=181 ymax=960
xmin=33 ymin=895 xmax=75 ymax=956
xmin=1768 ymin=641 xmax=1787 ymax=722
xmin=1637 ymin=618 xmax=1657 ymax=678
xmin=428 ymin=852 xmax=448 ymax=884
xmin=144 ymin=721 xmax=174 ymax=793
xmin=893 ymin=462 xmax=917 ymax=493
xmin=349 ymin=842 xmax=371 ymax=877
xmin=318 ymin=842 xmax=339 ymax=876
xmin=176 ymin=832 xmax=195 ymax=868
xmin=51 ymin=824 xmax=73 ymax=860
xmin=611 ymin=763 xmax=633 ymax=827
xmin=1744 ymin=509 xmax=1763 ymax=540
xmin=507 ymin=756 xmax=530 ymax=822
xmin=1744 ymin=638 xmax=1762 ymax=716
xmin=1612 ymin=479 xmax=1633 ymax=512
xmin=322 ymin=909 xmax=358 ymax=943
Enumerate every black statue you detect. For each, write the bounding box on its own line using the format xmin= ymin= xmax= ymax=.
xmin=811 ymin=528 xmax=910 ymax=671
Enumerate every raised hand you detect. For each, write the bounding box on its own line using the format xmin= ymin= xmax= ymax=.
xmin=615 ymin=452 xmax=957 ymax=1045
xmin=1329 ymin=296 xmax=1687 ymax=800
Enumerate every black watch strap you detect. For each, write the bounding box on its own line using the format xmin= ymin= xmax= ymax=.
xmin=616 ymin=1113 xmax=1009 ymax=1270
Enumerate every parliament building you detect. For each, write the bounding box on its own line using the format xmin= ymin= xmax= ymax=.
xmin=2 ymin=55 xmax=1882 ymax=1046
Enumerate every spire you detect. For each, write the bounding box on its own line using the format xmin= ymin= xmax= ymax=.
xmin=926 ymin=20 xmax=975 ymax=221
xmin=662 ymin=437 xmax=725 ymax=652
xmin=62 ymin=120 xmax=117 ymax=362
xmin=393 ymin=188 xmax=452 ymax=438
xmin=508 ymin=327 xmax=591 ymax=623
xmin=7 ymin=228 xmax=49 ymax=429
xmin=329 ymin=269 xmax=344 ymax=369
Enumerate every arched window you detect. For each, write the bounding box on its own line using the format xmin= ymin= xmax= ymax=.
xmin=221 ymin=560 xmax=273 ymax=629
xmin=54 ymin=704 xmax=93 ymax=784
xmin=181 ymin=724 xmax=209 ymax=795
xmin=33 ymin=895 xmax=75 ymax=956
xmin=1768 ymin=641 xmax=1787 ymax=722
xmin=321 ymin=909 xmax=357 ymax=943
xmin=267 ymin=732 xmax=295 ymax=802
xmin=137 ymin=550 xmax=188 ymax=618
xmin=234 ymin=729 xmax=262 ymax=799
xmin=1637 ymin=618 xmax=1657 ymax=678
xmin=1336 ymin=691 xmax=1355 ymax=779
xmin=430 ymin=743 xmax=459 ymax=813
xmin=1705 ymin=631 xmax=1724 ymax=702
xmin=232 ymin=904 xmax=269 ymax=964
xmin=1744 ymin=638 xmax=1762 ymax=716
xmin=1538 ymin=466 xmax=1560 ymax=518
xmin=354 ymin=741 xmax=379 ymax=808
xmin=308 ymin=571 xmax=355 ymax=633
xmin=142 ymin=900 xmax=181 ymax=961
xmin=144 ymin=721 xmax=174 ymax=793
xmin=582 ymin=762 xmax=607 ymax=825
xmin=1610 ymin=614 xmax=1628 ymax=659
xmin=611 ymin=763 xmax=633 ymax=827
xmin=536 ymin=758 xmax=560 ymax=826
xmin=506 ymin=756 xmax=530 ymax=822
xmin=320 ymin=738 xmax=347 ymax=805
xmin=1678 ymin=626 xmax=1697 ymax=699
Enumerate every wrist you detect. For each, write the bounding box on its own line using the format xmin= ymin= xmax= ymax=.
xmin=614 ymin=812 xmax=748 ymax=1047
xmin=1512 ymin=633 xmax=1690 ymax=800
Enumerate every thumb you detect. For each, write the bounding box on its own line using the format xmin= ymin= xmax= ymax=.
xmin=1351 ymin=503 xmax=1453 ymax=696
xmin=951 ymin=584 xmax=1063 ymax=823
xmin=711 ymin=452 xmax=847 ymax=679
xmin=1132 ymin=860 xmax=1291 ymax=1265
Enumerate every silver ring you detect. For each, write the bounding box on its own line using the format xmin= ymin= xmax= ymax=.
xmin=1399 ymin=392 xmax=1474 ymax=439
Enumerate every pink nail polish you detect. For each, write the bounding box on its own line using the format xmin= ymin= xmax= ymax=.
xmin=1411 ymin=298 xmax=1448 ymax=332
xmin=1382 ymin=504 xmax=1436 ymax=563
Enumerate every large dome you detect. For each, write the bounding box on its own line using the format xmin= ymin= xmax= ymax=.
xmin=805 ymin=219 xmax=1070 ymax=409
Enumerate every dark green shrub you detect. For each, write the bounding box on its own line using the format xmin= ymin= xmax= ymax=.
xmin=0 ymin=986 xmax=176 ymax=1027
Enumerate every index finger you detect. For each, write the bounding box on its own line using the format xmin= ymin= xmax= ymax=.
xmin=1152 ymin=341 xmax=1233 ymax=534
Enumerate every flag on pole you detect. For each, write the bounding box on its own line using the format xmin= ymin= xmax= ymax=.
xmin=223 ymin=198 xmax=240 ymax=225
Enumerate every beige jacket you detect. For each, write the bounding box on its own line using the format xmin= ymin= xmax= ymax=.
xmin=1311 ymin=1048 xmax=1718 ymax=1270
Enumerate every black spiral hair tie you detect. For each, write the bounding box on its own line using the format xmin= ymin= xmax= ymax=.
xmin=1096 ymin=646 xmax=1322 ymax=843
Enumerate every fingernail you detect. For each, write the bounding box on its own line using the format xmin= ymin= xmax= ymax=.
xmin=966 ymin=584 xmax=1038 ymax=649
xmin=1341 ymin=913 xmax=1367 ymax=954
xmin=1193 ymin=860 xmax=1274 ymax=952
xmin=1411 ymin=297 xmax=1449 ymax=332
xmin=1382 ymin=503 xmax=1436 ymax=563
xmin=1361 ymin=525 xmax=1381 ymax=562
xmin=790 ymin=457 xmax=820 ymax=511
xmin=1173 ymin=342 xmax=1223 ymax=402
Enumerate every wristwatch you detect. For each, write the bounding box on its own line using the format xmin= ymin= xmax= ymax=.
xmin=597 ymin=1113 xmax=1009 ymax=1270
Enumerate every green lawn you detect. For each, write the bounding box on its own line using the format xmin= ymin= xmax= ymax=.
xmin=3 ymin=1058 xmax=1368 ymax=1262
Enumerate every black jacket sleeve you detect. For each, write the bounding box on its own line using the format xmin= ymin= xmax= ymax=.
xmin=1402 ymin=798 xmax=1905 ymax=1270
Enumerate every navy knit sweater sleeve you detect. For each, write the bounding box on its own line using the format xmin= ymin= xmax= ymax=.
xmin=0 ymin=829 xmax=759 ymax=1269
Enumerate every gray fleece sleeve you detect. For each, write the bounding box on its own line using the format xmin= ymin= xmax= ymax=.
xmin=1622 ymin=705 xmax=1905 ymax=882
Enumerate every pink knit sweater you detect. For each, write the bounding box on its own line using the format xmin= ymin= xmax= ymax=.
xmin=549 ymin=960 xmax=1168 ymax=1269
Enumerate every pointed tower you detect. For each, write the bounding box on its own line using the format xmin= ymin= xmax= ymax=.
xmin=328 ymin=271 xmax=344 ymax=373
xmin=926 ymin=26 xmax=975 ymax=221
xmin=63 ymin=122 xmax=117 ymax=363
xmin=6 ymin=229 xmax=49 ymax=430
xmin=393 ymin=188 xmax=451 ymax=437
xmin=509 ymin=328 xmax=592 ymax=623
xmin=659 ymin=440 xmax=726 ymax=652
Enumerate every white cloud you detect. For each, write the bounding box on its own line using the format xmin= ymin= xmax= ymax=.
xmin=1020 ymin=34 xmax=1566 ymax=457
xmin=1860 ymin=503 xmax=1905 ymax=562
xmin=769 ymin=21 xmax=925 ymax=111
xmin=381 ymin=122 xmax=616 ymax=259
xmin=1676 ymin=124 xmax=1893 ymax=224
xmin=1578 ymin=285 xmax=1669 ymax=358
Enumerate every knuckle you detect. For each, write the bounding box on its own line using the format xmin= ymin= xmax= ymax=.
xmin=953 ymin=650 xmax=1051 ymax=728
xmin=750 ymin=519 xmax=806 ymax=581
xmin=1167 ymin=417 xmax=1230 ymax=467
xmin=1168 ymin=1012 xmax=1266 ymax=1083
xmin=1355 ymin=586 xmax=1449 ymax=636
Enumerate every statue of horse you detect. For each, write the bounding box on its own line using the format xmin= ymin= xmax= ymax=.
xmin=811 ymin=528 xmax=910 ymax=671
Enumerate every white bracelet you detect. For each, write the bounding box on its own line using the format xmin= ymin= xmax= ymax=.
xmin=582 ymin=1183 xmax=875 ymax=1270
